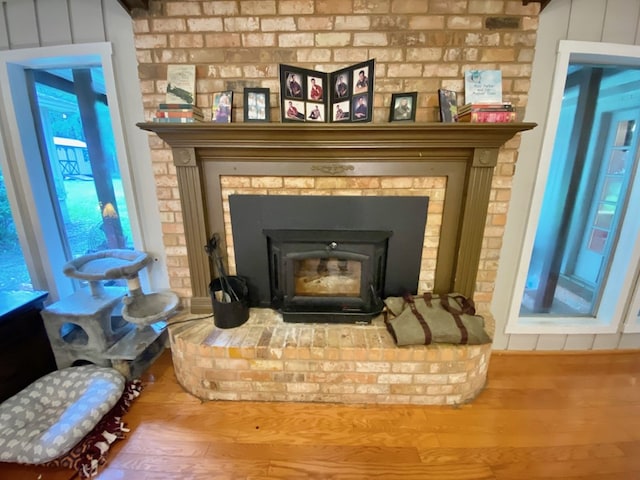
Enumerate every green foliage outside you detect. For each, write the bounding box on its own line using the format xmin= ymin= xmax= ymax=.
xmin=0 ymin=174 xmax=18 ymax=249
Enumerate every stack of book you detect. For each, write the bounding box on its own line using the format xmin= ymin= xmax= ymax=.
xmin=457 ymin=102 xmax=516 ymax=123
xmin=153 ymin=103 xmax=204 ymax=123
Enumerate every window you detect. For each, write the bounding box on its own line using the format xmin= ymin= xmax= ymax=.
xmin=0 ymin=42 xmax=141 ymax=300
xmin=0 ymin=162 xmax=32 ymax=292
xmin=508 ymin=40 xmax=640 ymax=334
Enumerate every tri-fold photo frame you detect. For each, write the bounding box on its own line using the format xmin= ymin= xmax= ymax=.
xmin=279 ymin=59 xmax=374 ymax=123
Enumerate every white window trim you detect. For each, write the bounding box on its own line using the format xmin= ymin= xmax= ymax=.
xmin=505 ymin=40 xmax=640 ymax=335
xmin=0 ymin=42 xmax=160 ymax=300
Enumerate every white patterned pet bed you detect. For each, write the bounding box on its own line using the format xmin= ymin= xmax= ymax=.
xmin=0 ymin=365 xmax=125 ymax=468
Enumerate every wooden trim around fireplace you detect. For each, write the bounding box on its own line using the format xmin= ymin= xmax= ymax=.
xmin=138 ymin=123 xmax=536 ymax=313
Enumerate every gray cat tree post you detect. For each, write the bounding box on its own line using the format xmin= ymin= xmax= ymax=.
xmin=41 ymin=249 xmax=179 ymax=379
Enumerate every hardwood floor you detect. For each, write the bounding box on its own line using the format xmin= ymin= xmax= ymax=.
xmin=2 ymin=348 xmax=640 ymax=479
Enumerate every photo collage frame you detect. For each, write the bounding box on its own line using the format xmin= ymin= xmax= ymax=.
xmin=279 ymin=59 xmax=374 ymax=123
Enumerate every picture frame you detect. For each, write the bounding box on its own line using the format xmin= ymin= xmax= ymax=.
xmin=211 ymin=90 xmax=233 ymax=123
xmin=438 ymin=89 xmax=458 ymax=122
xmin=244 ymin=88 xmax=270 ymax=122
xmin=279 ymin=59 xmax=374 ymax=123
xmin=329 ymin=58 xmax=374 ymax=123
xmin=280 ymin=65 xmax=327 ymax=123
xmin=389 ymin=92 xmax=417 ymax=122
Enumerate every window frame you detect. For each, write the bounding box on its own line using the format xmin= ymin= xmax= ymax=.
xmin=505 ymin=40 xmax=640 ymax=335
xmin=0 ymin=42 xmax=149 ymax=301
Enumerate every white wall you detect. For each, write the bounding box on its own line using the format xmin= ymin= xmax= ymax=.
xmin=0 ymin=0 xmax=169 ymax=291
xmin=492 ymin=0 xmax=640 ymax=350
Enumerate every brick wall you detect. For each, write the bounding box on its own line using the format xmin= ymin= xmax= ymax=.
xmin=132 ymin=1 xmax=540 ymax=307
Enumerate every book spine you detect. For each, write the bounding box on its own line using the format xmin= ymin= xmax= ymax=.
xmin=158 ymin=103 xmax=198 ymax=110
xmin=152 ymin=117 xmax=201 ymax=123
xmin=458 ymin=104 xmax=513 ymax=115
xmin=457 ymin=111 xmax=516 ymax=123
xmin=155 ymin=111 xmax=204 ymax=119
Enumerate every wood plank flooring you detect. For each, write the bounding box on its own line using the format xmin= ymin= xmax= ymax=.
xmin=2 ymin=348 xmax=639 ymax=479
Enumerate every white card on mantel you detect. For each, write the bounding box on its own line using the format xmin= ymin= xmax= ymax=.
xmin=464 ymin=69 xmax=502 ymax=104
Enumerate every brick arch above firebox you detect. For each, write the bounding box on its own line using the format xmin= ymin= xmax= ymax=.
xmin=138 ymin=123 xmax=536 ymax=314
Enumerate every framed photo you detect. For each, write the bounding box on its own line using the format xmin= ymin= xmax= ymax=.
xmin=283 ymin=99 xmax=306 ymax=122
xmin=280 ymin=65 xmax=326 ymax=123
xmin=389 ymin=92 xmax=417 ymax=122
xmin=332 ymin=100 xmax=350 ymax=122
xmin=211 ymin=91 xmax=233 ymax=123
xmin=307 ymin=75 xmax=324 ymax=102
xmin=352 ymin=94 xmax=369 ymax=122
xmin=279 ymin=59 xmax=374 ymax=123
xmin=244 ymin=88 xmax=270 ymax=122
xmin=329 ymin=58 xmax=374 ymax=123
xmin=306 ymin=102 xmax=324 ymax=122
xmin=438 ymin=89 xmax=458 ymax=122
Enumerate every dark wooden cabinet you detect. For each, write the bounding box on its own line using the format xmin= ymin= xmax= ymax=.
xmin=0 ymin=291 xmax=56 ymax=402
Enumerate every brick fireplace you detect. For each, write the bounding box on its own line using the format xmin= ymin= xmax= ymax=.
xmin=139 ymin=121 xmax=534 ymax=404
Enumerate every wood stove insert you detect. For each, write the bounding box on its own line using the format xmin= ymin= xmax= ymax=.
xmin=265 ymin=229 xmax=390 ymax=323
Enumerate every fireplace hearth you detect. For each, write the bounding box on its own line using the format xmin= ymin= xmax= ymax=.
xmin=229 ymin=194 xmax=429 ymax=322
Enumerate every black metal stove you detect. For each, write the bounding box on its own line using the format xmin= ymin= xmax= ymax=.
xmin=265 ymin=229 xmax=391 ymax=323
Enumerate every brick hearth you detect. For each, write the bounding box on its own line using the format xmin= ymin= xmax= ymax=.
xmin=169 ymin=309 xmax=492 ymax=405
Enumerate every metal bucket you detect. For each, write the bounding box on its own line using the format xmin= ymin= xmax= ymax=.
xmin=209 ymin=276 xmax=249 ymax=329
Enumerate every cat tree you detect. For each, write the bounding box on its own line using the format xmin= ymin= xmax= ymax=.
xmin=41 ymin=249 xmax=179 ymax=378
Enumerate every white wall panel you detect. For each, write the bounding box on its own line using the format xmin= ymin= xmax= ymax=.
xmin=564 ymin=334 xmax=595 ymax=350
xmin=35 ymin=0 xmax=72 ymax=46
xmin=0 ymin=3 xmax=9 ymax=49
xmin=506 ymin=334 xmax=538 ymax=351
xmin=490 ymin=325 xmax=509 ymax=350
xmin=602 ymin=0 xmax=640 ymax=44
xmin=567 ymin=0 xmax=606 ymax=41
xmin=535 ymin=334 xmax=567 ymax=351
xmin=4 ymin=0 xmax=38 ymax=48
xmin=69 ymin=0 xmax=105 ymax=43
xmin=592 ymin=333 xmax=622 ymax=350
xmin=618 ymin=333 xmax=640 ymax=349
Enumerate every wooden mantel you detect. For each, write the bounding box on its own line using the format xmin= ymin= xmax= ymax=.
xmin=138 ymin=122 xmax=535 ymax=313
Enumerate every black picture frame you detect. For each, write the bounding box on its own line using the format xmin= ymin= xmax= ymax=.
xmin=211 ymin=90 xmax=233 ymax=123
xmin=330 ymin=59 xmax=374 ymax=123
xmin=279 ymin=59 xmax=374 ymax=123
xmin=389 ymin=92 xmax=417 ymax=122
xmin=280 ymin=65 xmax=327 ymax=123
xmin=244 ymin=88 xmax=270 ymax=122
xmin=438 ymin=89 xmax=458 ymax=122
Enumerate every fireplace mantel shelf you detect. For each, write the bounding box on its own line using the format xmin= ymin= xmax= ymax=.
xmin=138 ymin=121 xmax=536 ymax=313
xmin=138 ymin=122 xmax=536 ymax=151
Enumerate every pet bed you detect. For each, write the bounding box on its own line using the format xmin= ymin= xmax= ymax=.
xmin=0 ymin=364 xmax=141 ymax=477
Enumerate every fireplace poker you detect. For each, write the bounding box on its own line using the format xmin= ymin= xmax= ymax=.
xmin=205 ymin=234 xmax=239 ymax=303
